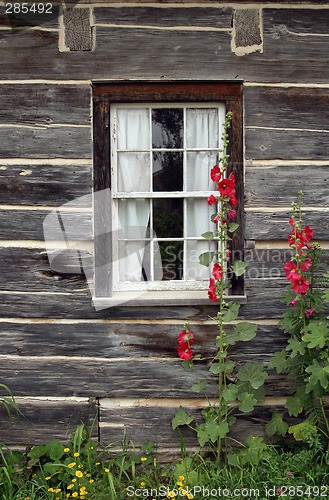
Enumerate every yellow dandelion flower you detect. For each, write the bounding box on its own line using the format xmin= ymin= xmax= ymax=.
xmin=45 ymin=476 xmax=51 ymax=480
xmin=75 ymin=470 xmax=83 ymax=478
xmin=64 ymin=448 xmax=70 ymax=453
xmin=78 ymin=464 xmax=84 ymax=469
xmin=168 ymin=491 xmax=176 ymax=498
xmin=67 ymin=484 xmax=74 ymax=490
xmin=187 ymin=494 xmax=194 ymax=499
xmin=72 ymin=478 xmax=77 ymax=483
xmin=72 ymin=493 xmax=78 ymax=498
xmin=104 ymin=468 xmax=110 ymax=473
xmin=68 ymin=462 xmax=76 ymax=468
xmin=48 ymin=487 xmax=55 ymax=493
xmin=140 ymin=482 xmax=146 ymax=487
xmin=141 ymin=457 xmax=147 ymax=462
xmin=55 ymin=489 xmax=61 ymax=493
xmin=89 ymin=479 xmax=94 ymax=484
xmin=95 ymin=462 xmax=100 ymax=466
xmin=86 ymin=473 xmax=91 ymax=477
xmin=66 ymin=495 xmax=71 ymax=499
xmin=181 ymin=489 xmax=188 ymax=496
xmin=74 ymin=452 xmax=80 ymax=457
xmin=177 ymin=481 xmax=183 ymax=487
xmin=24 ymin=497 xmax=30 ymax=500
xmin=179 ymin=475 xmax=185 ymax=481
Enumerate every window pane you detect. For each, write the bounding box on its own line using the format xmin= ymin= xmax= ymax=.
xmin=153 ymin=199 xmax=183 ymax=238
xmin=152 ymin=108 xmax=183 ymax=149
xmin=118 ymin=199 xmax=150 ymax=238
xmin=117 ymin=152 xmax=150 ymax=192
xmin=118 ymin=240 xmax=149 ymax=281
xmin=159 ymin=241 xmax=183 ymax=280
xmin=185 ymin=241 xmax=216 ymax=281
xmin=153 ymin=152 xmax=183 ymax=191
xmin=186 ymin=151 xmax=218 ymax=191
xmin=117 ymin=108 xmax=149 ymax=150
xmin=186 ymin=108 xmax=219 ymax=149
xmin=186 ymin=199 xmax=215 ymax=237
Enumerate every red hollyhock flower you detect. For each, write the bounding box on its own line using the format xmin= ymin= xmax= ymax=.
xmin=288 ymin=231 xmax=306 ymax=251
xmin=305 ymin=308 xmax=315 ymax=318
xmin=212 ymin=263 xmax=223 ymax=280
xmin=177 ymin=329 xmax=195 ymax=345
xmin=300 ymin=257 xmax=311 ymax=272
xmin=218 ymin=175 xmax=235 ymax=197
xmin=207 ymin=194 xmax=217 ymax=206
xmin=284 ymin=262 xmax=299 ymax=281
xmin=210 ymin=165 xmax=221 ymax=183
xmin=290 ymin=298 xmax=298 ymax=307
xmin=208 ymin=278 xmax=217 ymax=302
xmin=178 ymin=342 xmax=193 ymax=360
xmin=229 ymin=194 xmax=238 ymax=207
xmin=228 ymin=209 xmax=237 ymax=219
xmin=291 ymin=276 xmax=310 ymax=294
xmin=213 ymin=215 xmax=220 ymax=224
xmin=303 ymin=225 xmax=314 ymax=242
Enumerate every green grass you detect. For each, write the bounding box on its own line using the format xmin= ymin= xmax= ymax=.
xmin=0 ymin=426 xmax=328 ymax=500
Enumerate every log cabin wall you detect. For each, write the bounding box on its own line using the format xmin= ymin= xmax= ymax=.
xmin=0 ymin=0 xmax=328 ymax=455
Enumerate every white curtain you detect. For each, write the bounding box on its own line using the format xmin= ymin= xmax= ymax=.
xmin=116 ymin=109 xmax=151 ymax=282
xmin=185 ymin=106 xmax=226 ymax=281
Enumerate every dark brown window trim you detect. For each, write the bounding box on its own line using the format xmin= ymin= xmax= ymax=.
xmin=92 ymin=80 xmax=244 ymax=301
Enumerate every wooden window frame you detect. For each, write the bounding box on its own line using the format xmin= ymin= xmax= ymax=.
xmin=92 ymin=81 xmax=245 ymax=307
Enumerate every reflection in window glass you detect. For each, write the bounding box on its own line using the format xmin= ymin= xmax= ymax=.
xmin=152 ymin=109 xmax=183 ymax=149
xmin=153 ymin=199 xmax=183 ymax=238
xmin=153 ymin=152 xmax=183 ymax=191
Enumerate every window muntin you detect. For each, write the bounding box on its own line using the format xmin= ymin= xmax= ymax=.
xmin=111 ymin=103 xmax=226 ymax=291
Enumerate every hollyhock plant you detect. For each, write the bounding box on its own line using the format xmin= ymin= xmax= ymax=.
xmin=268 ymin=191 xmax=329 ymax=447
xmin=173 ymin=111 xmax=264 ymax=464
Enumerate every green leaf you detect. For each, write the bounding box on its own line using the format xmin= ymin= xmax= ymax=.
xmin=268 ymin=350 xmax=288 ymax=373
xmin=286 ymin=337 xmax=306 ymax=357
xmin=201 ymin=231 xmax=214 ymax=240
xmin=231 ymin=260 xmax=248 ymax=277
xmin=265 ymin=412 xmax=289 ymax=437
xmin=228 ymin=222 xmax=239 ymax=233
xmin=285 ymin=395 xmax=303 ymax=417
xmin=237 ymin=362 xmax=268 ymax=390
xmin=226 ymin=322 xmax=257 ymax=346
xmin=244 ymin=436 xmax=267 ymax=465
xmin=221 ymin=302 xmax=240 ymax=322
xmin=288 ymin=421 xmax=317 ymax=442
xmin=209 ymin=360 xmax=234 ymax=375
xmin=47 ymin=440 xmax=65 ymax=461
xmin=305 ymin=360 xmax=329 ymax=392
xmin=222 ymin=384 xmax=239 ymax=403
xmin=238 ymin=392 xmax=257 ymax=413
xmin=191 ymin=380 xmax=207 ymax=393
xmin=171 ymin=406 xmax=194 ymax=430
xmin=199 ymin=251 xmax=216 ymax=267
xmin=302 ymin=321 xmax=329 ymax=349
xmin=197 ymin=419 xmax=229 ymax=445
xmin=28 ymin=445 xmax=48 ymax=460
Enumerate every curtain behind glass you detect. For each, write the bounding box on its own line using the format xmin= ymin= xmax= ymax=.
xmin=116 ymin=109 xmax=150 ymax=282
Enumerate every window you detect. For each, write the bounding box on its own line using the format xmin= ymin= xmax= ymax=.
xmin=92 ymin=82 xmax=244 ymax=307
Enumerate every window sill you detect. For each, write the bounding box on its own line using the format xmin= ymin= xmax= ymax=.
xmin=93 ymin=291 xmax=247 ymax=309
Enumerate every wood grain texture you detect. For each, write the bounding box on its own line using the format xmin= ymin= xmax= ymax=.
xmin=0 ymin=10 xmax=328 ymax=82
xmin=63 ymin=7 xmax=93 ymax=51
xmin=245 ymin=210 xmax=329 ymax=241
xmin=0 ymin=209 xmax=92 ymax=241
xmin=245 ymin=165 xmax=329 ymax=208
xmin=0 ymin=397 xmax=97 ymax=445
xmin=0 ymin=163 xmax=92 ymax=206
xmin=233 ymin=9 xmax=262 ymax=48
xmin=94 ymin=6 xmax=232 ymax=27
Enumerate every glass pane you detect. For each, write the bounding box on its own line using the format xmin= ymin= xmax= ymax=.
xmin=186 ymin=151 xmax=218 ymax=191
xmin=118 ymin=240 xmax=149 ymax=281
xmin=117 ymin=108 xmax=150 ymax=150
xmin=186 ymin=108 xmax=219 ymax=149
xmin=152 ymin=108 xmax=183 ymax=149
xmin=153 ymin=152 xmax=183 ymax=191
xmin=117 ymin=152 xmax=150 ymax=192
xmin=185 ymin=240 xmax=216 ymax=281
xmin=153 ymin=199 xmax=183 ymax=238
xmin=186 ymin=199 xmax=215 ymax=237
xmin=159 ymin=241 xmax=183 ymax=280
xmin=118 ymin=199 xmax=150 ymax=239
